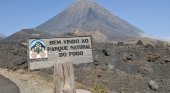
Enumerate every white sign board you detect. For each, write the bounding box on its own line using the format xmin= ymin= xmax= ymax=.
xmin=28 ymin=36 xmax=93 ymax=69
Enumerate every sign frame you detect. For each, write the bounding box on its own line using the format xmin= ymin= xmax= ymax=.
xmin=27 ymin=36 xmax=94 ymax=69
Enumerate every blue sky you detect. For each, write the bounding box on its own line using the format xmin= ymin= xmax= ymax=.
xmin=0 ymin=0 xmax=169 ymax=40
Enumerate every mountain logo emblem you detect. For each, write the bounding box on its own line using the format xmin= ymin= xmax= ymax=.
xmin=29 ymin=39 xmax=48 ymax=59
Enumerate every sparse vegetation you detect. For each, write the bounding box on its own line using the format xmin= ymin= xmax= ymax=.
xmin=92 ymin=83 xmax=108 ymax=93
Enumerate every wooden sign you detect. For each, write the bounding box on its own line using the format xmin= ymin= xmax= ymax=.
xmin=28 ymin=36 xmax=93 ymax=69
xmin=54 ymin=62 xmax=76 ymax=93
xmin=28 ymin=36 xmax=93 ymax=93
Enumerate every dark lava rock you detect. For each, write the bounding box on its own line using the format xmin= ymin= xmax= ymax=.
xmin=136 ymin=40 xmax=144 ymax=46
xmin=146 ymin=53 xmax=160 ymax=62
xmin=0 ymin=42 xmax=28 ymax=70
xmin=117 ymin=42 xmax=124 ymax=46
xmin=164 ymin=59 xmax=170 ymax=63
xmin=102 ymin=49 xmax=111 ymax=56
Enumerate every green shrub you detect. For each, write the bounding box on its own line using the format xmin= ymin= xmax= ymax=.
xmin=92 ymin=83 xmax=108 ymax=93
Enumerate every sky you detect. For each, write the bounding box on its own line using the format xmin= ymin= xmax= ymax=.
xmin=0 ymin=0 xmax=169 ymax=40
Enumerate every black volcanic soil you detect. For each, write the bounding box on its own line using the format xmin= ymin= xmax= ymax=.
xmin=0 ymin=41 xmax=170 ymax=93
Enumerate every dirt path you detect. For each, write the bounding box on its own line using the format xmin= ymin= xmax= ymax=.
xmin=0 ymin=75 xmax=20 ymax=93
xmin=0 ymin=68 xmax=54 ymax=93
xmin=0 ymin=68 xmax=92 ymax=93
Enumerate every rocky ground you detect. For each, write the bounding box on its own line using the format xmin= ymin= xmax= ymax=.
xmin=0 ymin=40 xmax=170 ymax=93
xmin=74 ymin=42 xmax=170 ymax=93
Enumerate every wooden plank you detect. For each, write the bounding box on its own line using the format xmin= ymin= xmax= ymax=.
xmin=54 ymin=62 xmax=76 ymax=93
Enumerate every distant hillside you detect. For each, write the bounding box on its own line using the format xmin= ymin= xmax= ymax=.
xmin=0 ymin=33 xmax=6 ymax=40
xmin=5 ymin=29 xmax=52 ymax=42
xmin=0 ymin=33 xmax=5 ymax=37
xmin=36 ymin=0 xmax=144 ymax=41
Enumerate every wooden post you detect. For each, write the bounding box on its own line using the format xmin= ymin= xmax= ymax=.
xmin=54 ymin=62 xmax=76 ymax=93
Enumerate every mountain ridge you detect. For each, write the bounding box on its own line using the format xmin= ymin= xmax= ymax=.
xmin=5 ymin=0 xmax=144 ymax=42
xmin=35 ymin=0 xmax=144 ymax=41
xmin=5 ymin=29 xmax=52 ymax=42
